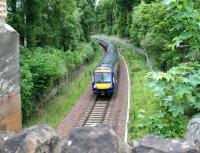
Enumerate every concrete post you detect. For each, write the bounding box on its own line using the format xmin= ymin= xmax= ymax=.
xmin=0 ymin=22 xmax=22 ymax=132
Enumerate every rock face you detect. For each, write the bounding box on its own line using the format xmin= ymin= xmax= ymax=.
xmin=186 ymin=114 xmax=200 ymax=151
xmin=0 ymin=124 xmax=198 ymax=153
xmin=0 ymin=22 xmax=20 ymax=96
xmin=0 ymin=22 xmax=21 ymax=132
xmin=0 ymin=124 xmax=118 ymax=153
xmin=0 ymin=125 xmax=68 ymax=153
xmin=67 ymin=124 xmax=118 ymax=153
xmin=130 ymin=135 xmax=197 ymax=153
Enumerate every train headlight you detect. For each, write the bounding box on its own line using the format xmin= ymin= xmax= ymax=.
xmin=109 ymin=83 xmax=112 ymax=88
xmin=93 ymin=84 xmax=96 ymax=88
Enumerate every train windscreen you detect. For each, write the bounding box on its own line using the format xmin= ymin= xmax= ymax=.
xmin=94 ymin=72 xmax=112 ymax=83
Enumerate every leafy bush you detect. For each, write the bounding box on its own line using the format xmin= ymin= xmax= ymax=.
xmin=26 ymin=48 xmax=67 ymax=95
xmin=60 ymin=14 xmax=81 ymax=50
xmin=130 ymin=0 xmax=200 ymax=70
xmin=147 ymin=63 xmax=200 ymax=137
xmin=20 ymin=58 xmax=34 ymax=123
xmin=20 ymin=42 xmax=96 ymax=123
xmin=165 ymin=0 xmax=200 ymax=62
xmin=130 ymin=2 xmax=166 ymax=46
xmin=76 ymin=43 xmax=95 ymax=62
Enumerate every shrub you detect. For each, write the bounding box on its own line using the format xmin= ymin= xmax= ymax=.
xmin=20 ymin=42 xmax=96 ymax=123
xmin=27 ymin=49 xmax=67 ymax=95
xmin=147 ymin=63 xmax=200 ymax=137
xmin=20 ymin=54 xmax=34 ymax=122
xmin=130 ymin=0 xmax=200 ymax=70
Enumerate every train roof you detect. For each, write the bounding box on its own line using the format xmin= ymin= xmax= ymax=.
xmin=95 ymin=37 xmax=118 ymax=71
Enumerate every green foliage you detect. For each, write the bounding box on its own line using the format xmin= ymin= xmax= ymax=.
xmin=7 ymin=0 xmax=98 ymax=124
xmin=128 ymin=0 xmax=200 ymax=138
xmin=26 ymin=48 xmax=67 ymax=95
xmin=60 ymin=14 xmax=81 ymax=50
xmin=130 ymin=2 xmax=174 ymax=70
xmin=24 ymin=49 xmax=101 ymax=128
xmin=133 ymin=111 xmax=188 ymax=138
xmin=130 ymin=0 xmax=200 ymax=70
xmin=130 ymin=2 xmax=166 ymax=46
xmin=164 ymin=0 xmax=200 ymax=62
xmin=95 ymin=0 xmax=115 ymax=34
xmin=95 ymin=0 xmax=155 ymax=36
xmin=20 ymin=42 xmax=96 ymax=123
xmin=147 ymin=63 xmax=200 ymax=137
xmin=77 ymin=0 xmax=96 ymax=41
xmin=7 ymin=0 xmax=94 ymax=48
xmin=114 ymin=41 xmax=158 ymax=140
xmin=20 ymin=55 xmax=34 ymax=123
xmin=148 ymin=63 xmax=200 ymax=114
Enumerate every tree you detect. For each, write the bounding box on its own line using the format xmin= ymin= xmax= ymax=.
xmin=7 ymin=0 xmax=88 ymax=49
xmin=96 ymin=0 xmax=115 ymax=34
xmin=77 ymin=0 xmax=96 ymax=41
xmin=95 ymin=0 xmax=156 ymax=36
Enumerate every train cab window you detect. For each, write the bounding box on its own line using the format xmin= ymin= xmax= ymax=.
xmin=94 ymin=72 xmax=112 ymax=83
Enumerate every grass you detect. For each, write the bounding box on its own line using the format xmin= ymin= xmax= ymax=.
xmin=115 ymin=40 xmax=189 ymax=140
xmin=24 ymin=50 xmax=102 ymax=128
xmin=115 ymin=43 xmax=158 ymax=140
xmin=110 ymin=35 xmax=191 ymax=140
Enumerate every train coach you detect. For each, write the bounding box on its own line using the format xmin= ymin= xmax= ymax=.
xmin=92 ymin=37 xmax=119 ymax=96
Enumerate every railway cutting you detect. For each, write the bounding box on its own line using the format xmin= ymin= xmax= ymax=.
xmin=57 ymin=36 xmax=129 ymax=141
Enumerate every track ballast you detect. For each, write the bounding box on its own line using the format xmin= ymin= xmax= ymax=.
xmin=79 ymin=96 xmax=111 ymax=126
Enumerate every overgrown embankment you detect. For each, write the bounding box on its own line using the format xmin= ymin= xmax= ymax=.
xmin=7 ymin=0 xmax=98 ymax=126
xmin=100 ymin=0 xmax=200 ymax=140
xmin=114 ymin=41 xmax=158 ymax=140
xmin=115 ymin=42 xmax=198 ymax=139
xmin=24 ymin=47 xmax=101 ymax=128
xmin=21 ymin=41 xmax=101 ymax=126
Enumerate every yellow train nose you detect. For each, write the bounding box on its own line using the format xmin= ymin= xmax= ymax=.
xmin=95 ymin=83 xmax=112 ymax=90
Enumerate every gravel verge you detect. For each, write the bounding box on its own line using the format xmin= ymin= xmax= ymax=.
xmin=107 ymin=56 xmax=129 ymax=141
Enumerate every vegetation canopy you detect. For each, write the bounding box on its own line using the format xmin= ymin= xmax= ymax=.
xmin=96 ymin=0 xmax=200 ymax=138
xmin=7 ymin=0 xmax=200 ymax=138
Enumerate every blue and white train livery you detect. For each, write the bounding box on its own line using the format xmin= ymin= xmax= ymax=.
xmin=92 ymin=37 xmax=119 ymax=96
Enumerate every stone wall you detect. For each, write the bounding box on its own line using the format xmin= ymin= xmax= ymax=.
xmin=0 ymin=124 xmax=198 ymax=153
xmin=0 ymin=22 xmax=22 ymax=132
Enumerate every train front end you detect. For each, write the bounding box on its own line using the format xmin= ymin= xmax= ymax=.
xmin=92 ymin=67 xmax=115 ymax=96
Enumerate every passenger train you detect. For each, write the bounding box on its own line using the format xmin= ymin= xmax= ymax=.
xmin=92 ymin=37 xmax=119 ymax=96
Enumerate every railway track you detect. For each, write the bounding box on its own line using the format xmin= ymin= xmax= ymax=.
xmin=79 ymin=96 xmax=111 ymax=127
xmin=57 ymin=38 xmax=129 ymax=141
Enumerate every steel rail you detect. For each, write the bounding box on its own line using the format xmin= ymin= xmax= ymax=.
xmin=80 ymin=96 xmax=110 ymax=127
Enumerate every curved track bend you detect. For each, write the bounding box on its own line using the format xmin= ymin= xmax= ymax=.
xmin=57 ymin=39 xmax=129 ymax=142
